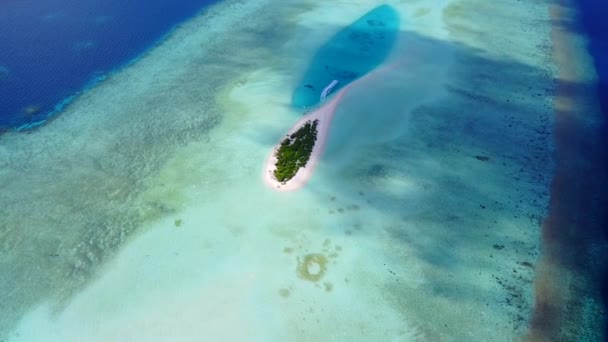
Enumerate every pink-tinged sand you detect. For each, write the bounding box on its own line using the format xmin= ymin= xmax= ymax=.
xmin=263 ymin=89 xmax=347 ymax=191
xmin=262 ymin=61 xmax=402 ymax=192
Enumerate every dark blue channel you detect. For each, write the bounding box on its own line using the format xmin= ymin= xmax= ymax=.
xmin=292 ymin=4 xmax=399 ymax=109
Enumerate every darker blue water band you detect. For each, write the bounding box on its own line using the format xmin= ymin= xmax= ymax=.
xmin=0 ymin=0 xmax=219 ymax=130
xmin=292 ymin=4 xmax=399 ymax=109
xmin=575 ymin=0 xmax=608 ymax=336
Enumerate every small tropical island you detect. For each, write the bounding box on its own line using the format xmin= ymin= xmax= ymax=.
xmin=263 ymin=87 xmax=346 ymax=192
xmin=273 ymin=119 xmax=319 ymax=182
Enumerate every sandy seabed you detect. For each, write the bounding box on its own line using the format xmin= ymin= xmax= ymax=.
xmin=1 ymin=0 xmax=605 ymax=341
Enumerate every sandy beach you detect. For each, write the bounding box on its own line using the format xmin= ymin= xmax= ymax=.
xmin=263 ymin=86 xmax=346 ymax=191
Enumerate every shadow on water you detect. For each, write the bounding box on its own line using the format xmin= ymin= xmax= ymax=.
xmin=308 ymin=33 xmax=555 ymax=337
xmin=291 ymin=15 xmax=606 ymax=339
xmin=291 ymin=4 xmax=399 ymax=108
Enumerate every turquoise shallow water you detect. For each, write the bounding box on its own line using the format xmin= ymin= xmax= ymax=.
xmin=291 ymin=4 xmax=399 ymax=108
xmin=0 ymin=0 xmax=217 ymax=130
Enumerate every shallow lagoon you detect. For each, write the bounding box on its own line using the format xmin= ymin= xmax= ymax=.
xmin=0 ymin=0 xmax=606 ymax=340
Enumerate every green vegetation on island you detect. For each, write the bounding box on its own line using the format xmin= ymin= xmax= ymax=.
xmin=274 ymin=119 xmax=319 ymax=182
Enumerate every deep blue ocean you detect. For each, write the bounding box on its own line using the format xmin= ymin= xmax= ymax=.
xmin=0 ymin=0 xmax=217 ymax=130
xmin=576 ymin=0 xmax=608 ymax=334
xmin=577 ymin=0 xmax=608 ymax=117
